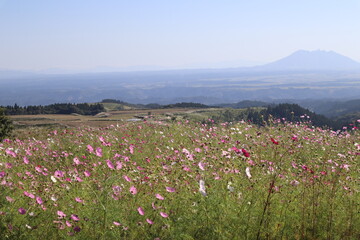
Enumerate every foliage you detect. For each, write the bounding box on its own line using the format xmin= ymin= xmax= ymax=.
xmin=3 ymin=103 xmax=105 ymax=116
xmin=0 ymin=108 xmax=13 ymax=140
xmin=0 ymin=120 xmax=359 ymax=239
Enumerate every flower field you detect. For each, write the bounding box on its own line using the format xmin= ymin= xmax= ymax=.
xmin=1 ymin=120 xmax=359 ymax=239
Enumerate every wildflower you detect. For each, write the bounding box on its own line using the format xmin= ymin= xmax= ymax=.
xmin=242 ymin=149 xmax=250 ymax=158
xmin=113 ymin=221 xmax=121 ymax=226
xmin=199 ymin=180 xmax=207 ymax=196
xmin=6 ymin=196 xmax=14 ymax=202
xmin=155 ymin=194 xmax=164 ymax=200
xmin=130 ymin=186 xmax=137 ymax=195
xmin=36 ymin=196 xmax=43 ymax=205
xmin=18 ymin=208 xmax=26 ymax=215
xmin=106 ymin=160 xmax=115 ymax=169
xmin=271 ymin=138 xmax=279 ymax=145
xmin=166 ymin=187 xmax=176 ymax=192
xmin=51 ymin=176 xmax=57 ymax=183
xmin=123 ymin=175 xmax=132 ymax=182
xmin=95 ymin=147 xmax=102 ymax=157
xmin=198 ymin=162 xmax=205 ymax=171
xmin=245 ymin=167 xmax=252 ymax=179
xmin=160 ymin=212 xmax=169 ymax=218
xmin=146 ymin=218 xmax=154 ymax=225
xmin=137 ymin=207 xmax=145 ymax=215
xmin=75 ymin=197 xmax=83 ymax=203
xmin=57 ymin=210 xmax=66 ymax=218
xmin=71 ymin=214 xmax=80 ymax=221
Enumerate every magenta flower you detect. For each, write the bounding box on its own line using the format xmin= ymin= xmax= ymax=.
xmin=75 ymin=197 xmax=83 ymax=203
xmin=113 ymin=221 xmax=121 ymax=226
xmin=137 ymin=207 xmax=145 ymax=215
xmin=160 ymin=212 xmax=168 ymax=218
xmin=18 ymin=208 xmax=26 ymax=215
xmin=36 ymin=196 xmax=43 ymax=205
xmin=130 ymin=186 xmax=137 ymax=195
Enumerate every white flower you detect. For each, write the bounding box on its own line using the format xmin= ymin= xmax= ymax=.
xmin=227 ymin=182 xmax=234 ymax=192
xmin=245 ymin=167 xmax=252 ymax=179
xmin=199 ymin=180 xmax=207 ymax=196
xmin=50 ymin=176 xmax=57 ymax=183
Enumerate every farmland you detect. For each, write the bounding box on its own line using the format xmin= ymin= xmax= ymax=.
xmin=1 ymin=117 xmax=359 ymax=239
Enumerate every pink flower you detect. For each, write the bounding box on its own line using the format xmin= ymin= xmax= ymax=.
xmin=18 ymin=208 xmax=26 ymax=215
xmin=57 ymin=210 xmax=66 ymax=218
xmin=87 ymin=145 xmax=94 ymax=153
xmin=166 ymin=187 xmax=176 ymax=193
xmin=84 ymin=171 xmax=91 ymax=177
xmin=130 ymin=186 xmax=137 ymax=195
xmin=160 ymin=212 xmax=168 ymax=218
xmin=36 ymin=196 xmax=43 ymax=205
xmin=71 ymin=214 xmax=80 ymax=221
xmin=146 ymin=218 xmax=154 ymax=224
xmin=75 ymin=197 xmax=83 ymax=203
xmin=24 ymin=191 xmax=35 ymax=199
xmin=73 ymin=157 xmax=81 ymax=165
xmin=23 ymin=157 xmax=30 ymax=164
xmin=123 ymin=175 xmax=132 ymax=182
xmin=95 ymin=147 xmax=102 ymax=157
xmin=198 ymin=162 xmax=205 ymax=171
xmin=113 ymin=221 xmax=121 ymax=226
xmin=155 ymin=194 xmax=164 ymax=200
xmin=106 ymin=160 xmax=115 ymax=169
xmin=137 ymin=207 xmax=145 ymax=215
xmin=54 ymin=170 xmax=64 ymax=178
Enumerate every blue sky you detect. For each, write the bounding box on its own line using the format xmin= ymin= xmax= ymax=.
xmin=0 ymin=0 xmax=359 ymax=71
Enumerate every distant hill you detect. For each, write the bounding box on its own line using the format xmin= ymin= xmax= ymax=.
xmin=259 ymin=50 xmax=360 ymax=71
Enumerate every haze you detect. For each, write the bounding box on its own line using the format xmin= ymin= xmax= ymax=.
xmin=1 ymin=0 xmax=360 ymax=72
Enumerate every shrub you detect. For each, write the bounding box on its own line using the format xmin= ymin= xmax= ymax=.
xmin=0 ymin=108 xmax=13 ymax=140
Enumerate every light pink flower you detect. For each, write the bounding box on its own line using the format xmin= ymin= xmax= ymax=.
xmin=198 ymin=162 xmax=205 ymax=171
xmin=95 ymin=147 xmax=102 ymax=157
xmin=75 ymin=197 xmax=83 ymax=203
xmin=106 ymin=160 xmax=115 ymax=169
xmin=123 ymin=175 xmax=132 ymax=182
xmin=166 ymin=187 xmax=176 ymax=193
xmin=57 ymin=210 xmax=66 ymax=218
xmin=137 ymin=207 xmax=144 ymax=215
xmin=146 ymin=218 xmax=154 ymax=224
xmin=155 ymin=194 xmax=164 ymax=200
xmin=113 ymin=221 xmax=121 ymax=226
xmin=160 ymin=212 xmax=168 ymax=218
xmin=71 ymin=214 xmax=80 ymax=221
xmin=130 ymin=186 xmax=137 ymax=195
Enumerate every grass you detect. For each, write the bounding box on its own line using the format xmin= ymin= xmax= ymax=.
xmin=0 ymin=118 xmax=359 ymax=239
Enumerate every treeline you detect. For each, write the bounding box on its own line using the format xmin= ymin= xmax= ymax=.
xmin=101 ymin=99 xmax=213 ymax=109
xmin=211 ymin=104 xmax=347 ymax=130
xmin=3 ymin=103 xmax=105 ymax=116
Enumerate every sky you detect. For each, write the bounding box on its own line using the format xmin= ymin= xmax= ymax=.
xmin=0 ymin=0 xmax=360 ymax=71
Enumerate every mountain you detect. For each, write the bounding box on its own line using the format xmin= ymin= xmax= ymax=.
xmin=259 ymin=50 xmax=360 ymax=71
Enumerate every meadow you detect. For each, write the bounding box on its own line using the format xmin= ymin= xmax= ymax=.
xmin=0 ymin=118 xmax=359 ymax=239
